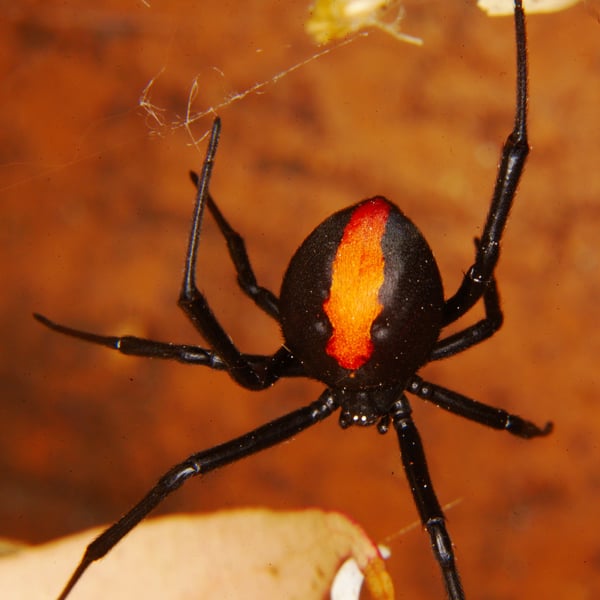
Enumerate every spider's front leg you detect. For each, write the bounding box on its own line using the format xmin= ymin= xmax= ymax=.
xmin=55 ymin=389 xmax=339 ymax=600
xmin=443 ymin=0 xmax=529 ymax=326
xmin=408 ymin=375 xmax=552 ymax=439
xmin=391 ymin=395 xmax=465 ymax=600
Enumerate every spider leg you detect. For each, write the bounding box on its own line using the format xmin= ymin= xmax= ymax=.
xmin=56 ymin=390 xmax=338 ymax=600
xmin=33 ymin=312 xmax=227 ymax=366
xmin=34 ymin=119 xmax=297 ymax=386
xmin=431 ymin=274 xmax=502 ymax=361
xmin=32 ymin=313 xmax=303 ymax=375
xmin=189 ymin=171 xmax=279 ymax=319
xmin=443 ymin=1 xmax=528 ymax=326
xmin=391 ymin=395 xmax=464 ymax=600
xmin=408 ymin=375 xmax=552 ymax=439
xmin=179 ymin=118 xmax=283 ymax=390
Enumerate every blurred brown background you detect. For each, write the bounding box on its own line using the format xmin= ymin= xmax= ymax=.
xmin=1 ymin=1 xmax=599 ymax=598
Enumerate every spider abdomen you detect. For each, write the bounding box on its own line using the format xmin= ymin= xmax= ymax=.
xmin=279 ymin=196 xmax=444 ymax=390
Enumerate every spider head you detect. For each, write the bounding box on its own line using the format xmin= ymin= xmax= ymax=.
xmin=336 ymin=385 xmax=403 ymax=429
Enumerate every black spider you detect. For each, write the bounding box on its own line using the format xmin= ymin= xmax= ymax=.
xmin=34 ymin=1 xmax=552 ymax=598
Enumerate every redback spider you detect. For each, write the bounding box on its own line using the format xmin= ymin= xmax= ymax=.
xmin=35 ymin=1 xmax=552 ymax=598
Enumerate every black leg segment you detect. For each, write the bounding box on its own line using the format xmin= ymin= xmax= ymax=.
xmin=431 ymin=275 xmax=503 ymax=361
xmin=189 ymin=172 xmax=280 ymax=319
xmin=408 ymin=375 xmax=553 ymax=439
xmin=177 ymin=119 xmax=282 ymax=390
xmin=56 ymin=390 xmax=338 ymax=600
xmin=442 ymin=1 xmax=529 ymax=325
xmin=391 ymin=395 xmax=465 ymax=600
xmin=32 ymin=313 xmax=304 ymax=377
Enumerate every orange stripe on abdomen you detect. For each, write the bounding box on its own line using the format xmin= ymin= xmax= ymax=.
xmin=323 ymin=198 xmax=390 ymax=370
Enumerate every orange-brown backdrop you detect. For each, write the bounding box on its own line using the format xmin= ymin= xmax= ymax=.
xmin=1 ymin=1 xmax=599 ymax=598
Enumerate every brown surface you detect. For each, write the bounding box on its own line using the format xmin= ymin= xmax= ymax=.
xmin=1 ymin=1 xmax=599 ymax=599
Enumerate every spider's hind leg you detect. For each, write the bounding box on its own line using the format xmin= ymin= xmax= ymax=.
xmin=432 ymin=252 xmax=503 ymax=362
xmin=178 ymin=118 xmax=287 ymax=390
xmin=408 ymin=375 xmax=553 ymax=439
xmin=189 ymin=172 xmax=279 ymax=319
xmin=443 ymin=0 xmax=529 ymax=324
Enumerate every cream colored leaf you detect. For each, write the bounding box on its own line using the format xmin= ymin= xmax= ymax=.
xmin=0 ymin=508 xmax=393 ymax=600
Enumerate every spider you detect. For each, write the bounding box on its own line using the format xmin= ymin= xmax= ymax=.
xmin=34 ymin=1 xmax=552 ymax=598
